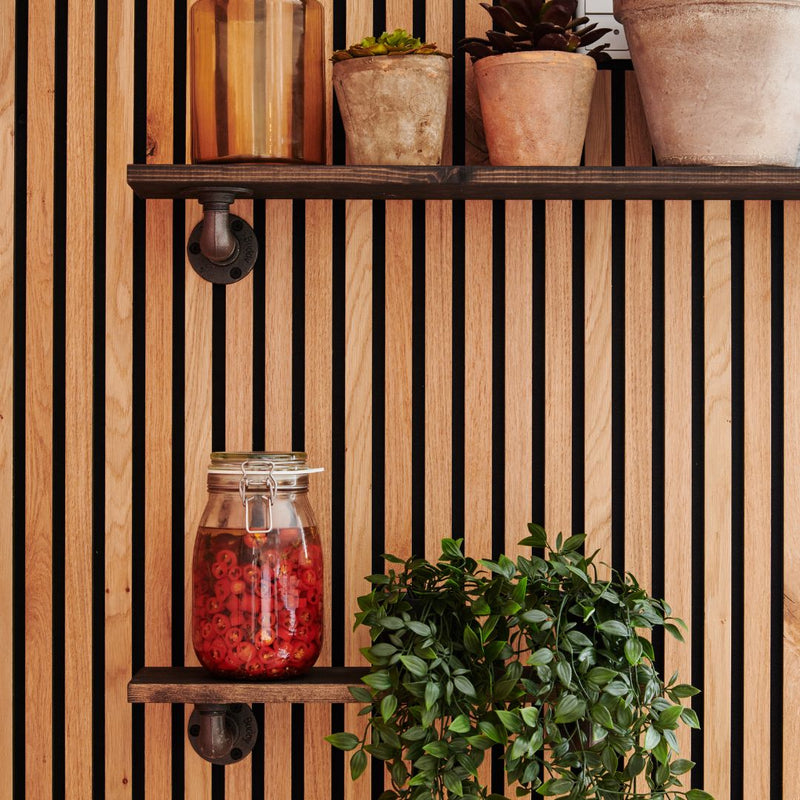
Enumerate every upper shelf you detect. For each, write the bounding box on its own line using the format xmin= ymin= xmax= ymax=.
xmin=127 ymin=164 xmax=800 ymax=201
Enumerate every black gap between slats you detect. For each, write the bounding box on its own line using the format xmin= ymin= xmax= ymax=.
xmin=12 ymin=0 xmax=28 ymax=793
xmin=730 ymin=201 xmax=745 ymax=800
xmin=52 ymin=0 xmax=68 ymax=793
xmin=373 ymin=0 xmax=386 ymax=34
xmin=690 ymin=200 xmax=706 ymax=789
xmin=572 ymin=200 xmax=585 ymax=536
xmin=413 ymin=0 xmax=426 ymax=41
xmin=769 ymin=200 xmax=784 ymax=800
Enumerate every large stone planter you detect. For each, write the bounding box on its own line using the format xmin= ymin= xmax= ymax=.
xmin=332 ymin=55 xmax=451 ymax=165
xmin=615 ymin=0 xmax=800 ymax=166
xmin=473 ymin=51 xmax=597 ymax=166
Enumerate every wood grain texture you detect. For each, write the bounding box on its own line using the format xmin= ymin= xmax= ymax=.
xmin=784 ymin=200 xmax=800 ymax=800
xmin=303 ymin=199 xmax=334 ymax=800
xmin=426 ymin=0 xmax=452 ymax=165
xmin=104 ymin=0 xmax=135 ymax=794
xmin=65 ymin=0 xmax=95 ymax=792
xmin=504 ymin=200 xmax=532 ymax=560
xmin=583 ymin=72 xmax=612 ymax=572
xmin=424 ymin=200 xmax=452 ymax=560
xmin=703 ymin=200 xmax=732 ymax=800
xmin=624 ymin=74 xmax=652 ymax=590
xmin=464 ymin=0 xmax=488 ymax=165
xmin=544 ymin=201 xmax=572 ymax=537
xmin=0 ymin=0 xmax=13 ymax=790
xmin=742 ymin=200 xmax=771 ymax=799
xmin=662 ymin=200 xmax=693 ymax=769
xmin=25 ymin=0 xmax=55 ymax=794
xmin=144 ymin=0 xmax=175 ymax=790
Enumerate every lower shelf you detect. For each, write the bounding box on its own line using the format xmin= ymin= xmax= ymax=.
xmin=128 ymin=666 xmax=368 ymax=704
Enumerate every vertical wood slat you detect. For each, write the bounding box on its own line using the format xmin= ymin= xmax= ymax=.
xmin=225 ymin=198 xmax=255 ymax=799
xmin=144 ymin=0 xmax=175 ymax=790
xmin=583 ymin=71 xmax=612 ymax=570
xmin=544 ymin=200 xmax=572 ymax=538
xmin=104 ymin=0 xmax=135 ymax=794
xmin=26 ymin=0 xmax=55 ymax=795
xmin=261 ymin=198 xmax=294 ymax=800
xmin=624 ymin=74 xmax=653 ymax=590
xmin=703 ymin=200 xmax=732 ymax=800
xmin=742 ymin=200 xmax=771 ymax=799
xmin=662 ymin=199 xmax=693 ymax=768
xmin=784 ymin=200 xmax=800 ymax=799
xmin=303 ymin=199 xmax=334 ymax=800
xmin=64 ymin=0 xmax=95 ymax=793
xmin=0 ymin=0 xmax=13 ymax=790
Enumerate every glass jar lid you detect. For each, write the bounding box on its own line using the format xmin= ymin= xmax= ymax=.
xmin=208 ymin=451 xmax=323 ymax=477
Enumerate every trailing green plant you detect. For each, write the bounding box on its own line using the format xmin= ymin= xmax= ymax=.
xmin=326 ymin=524 xmax=714 ymax=800
xmin=460 ymin=0 xmax=611 ymax=62
xmin=331 ymin=28 xmax=452 ymax=62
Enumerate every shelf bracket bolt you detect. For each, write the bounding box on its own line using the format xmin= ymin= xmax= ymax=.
xmin=187 ymin=703 xmax=258 ymax=765
xmin=187 ymin=190 xmax=258 ymax=284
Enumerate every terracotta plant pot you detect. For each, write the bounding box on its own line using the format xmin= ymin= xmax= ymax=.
xmin=473 ymin=51 xmax=597 ymax=166
xmin=332 ymin=55 xmax=451 ymax=165
xmin=614 ymin=0 xmax=800 ymax=166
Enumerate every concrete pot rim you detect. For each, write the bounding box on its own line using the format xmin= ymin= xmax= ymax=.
xmin=332 ymin=54 xmax=452 ymax=76
xmin=472 ymin=50 xmax=597 ymax=72
xmin=615 ymin=0 xmax=800 ymax=23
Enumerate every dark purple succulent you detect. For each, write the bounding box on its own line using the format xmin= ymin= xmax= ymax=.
xmin=460 ymin=0 xmax=612 ymax=62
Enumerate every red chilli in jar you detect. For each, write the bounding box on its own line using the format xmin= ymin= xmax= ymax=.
xmin=191 ymin=452 xmax=324 ymax=679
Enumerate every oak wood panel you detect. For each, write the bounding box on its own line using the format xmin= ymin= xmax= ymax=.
xmin=784 ymin=200 xmax=800 ymax=799
xmin=662 ymin=200 xmax=693 ymax=770
xmin=424 ymin=199 xmax=453 ymax=560
xmin=144 ymin=0 xmax=176 ymax=790
xmin=344 ymin=196 xmax=373 ymax=800
xmin=624 ymin=74 xmax=653 ymax=591
xmin=25 ymin=0 xmax=55 ymax=794
xmin=303 ymin=199 xmax=334 ymax=800
xmin=504 ymin=200 xmax=533 ymax=561
xmin=65 ymin=0 xmax=95 ymax=792
xmin=0 ymin=0 xmax=13 ymax=790
xmin=184 ymin=200 xmax=214 ymax=796
xmin=129 ymin=667 xmax=368 ymax=703
xmin=583 ymin=72 xmax=612 ymax=573
xmin=225 ymin=199 xmax=255 ymax=800
xmin=742 ymin=200 xmax=771 ymax=799
xmin=128 ymin=163 xmax=800 ymax=201
xmin=544 ymin=200 xmax=572 ymax=537
xmin=703 ymin=200 xmax=732 ymax=800
xmin=465 ymin=0 xmax=488 ymax=165
xmin=104 ymin=0 xmax=136 ymax=794
xmin=427 ymin=0 xmax=452 ymax=165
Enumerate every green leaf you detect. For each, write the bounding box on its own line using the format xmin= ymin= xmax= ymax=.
xmin=399 ymin=655 xmax=428 ymax=677
xmin=644 ymin=725 xmax=661 ymax=751
xmin=362 ymin=670 xmax=393 ymax=691
xmin=671 ymin=683 xmax=700 ymax=698
xmin=590 ymin=703 xmax=614 ymax=730
xmin=370 ymin=643 xmax=397 ymax=658
xmin=380 ymin=694 xmax=398 ymax=721
xmin=522 ymin=523 xmax=548 ymax=548
xmin=587 ymin=666 xmax=617 ymax=686
xmin=555 ymin=660 xmax=572 ymax=687
xmin=624 ymin=636 xmax=643 ymax=665
xmin=653 ymin=736 xmax=671 ymax=764
xmin=463 ymin=625 xmax=482 ymax=654
xmin=664 ymin=622 xmax=685 ymax=642
xmin=554 ymin=694 xmax=585 ymax=724
xmin=441 ymin=538 xmax=464 ymax=560
xmin=423 ymin=740 xmax=450 ymax=758
xmin=656 ymin=704 xmax=684 ymax=730
xmin=381 ymin=616 xmax=405 ymax=630
xmin=424 ymin=681 xmax=440 ymax=710
xmin=604 ymin=681 xmax=630 ymax=697
xmin=520 ymin=706 xmax=539 ymax=727
xmin=519 ymin=609 xmax=549 ymax=625
xmin=471 ymin=597 xmax=491 ymax=616
xmin=681 ymin=707 xmax=701 ymax=729
xmin=381 ymin=552 xmax=405 ymax=564
xmin=528 ymin=647 xmax=554 ymax=666
xmin=597 ymin=620 xmax=629 ymax=637
xmin=510 ymin=734 xmax=530 ymax=760
xmin=561 ymin=533 xmax=586 ymax=553
xmin=496 ymin=709 xmax=523 ymax=733
xmin=601 ymin=746 xmax=618 ymax=774
xmin=350 ymin=749 xmax=368 ymax=781
xmin=405 ymin=620 xmax=432 ymax=636
xmin=449 ymin=714 xmax=471 ymax=734
xmin=537 ymin=777 xmax=574 ymax=795
xmin=401 ymin=726 xmax=428 ymax=741
xmin=670 ymin=758 xmax=695 ymax=776
xmin=478 ymin=721 xmax=505 ymax=744
xmin=453 ymin=675 xmax=477 ymax=697
xmin=348 ymin=685 xmax=373 ymax=703
xmin=443 ymin=771 xmax=463 ymax=796
xmin=326 ymin=732 xmax=360 ymax=751
xmin=466 ymin=734 xmax=494 ymax=750
xmin=366 ymin=573 xmax=390 ymax=585
xmin=685 ymin=790 xmax=715 ymax=800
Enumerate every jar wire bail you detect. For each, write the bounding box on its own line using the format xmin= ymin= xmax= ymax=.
xmin=238 ymin=460 xmax=277 ymax=534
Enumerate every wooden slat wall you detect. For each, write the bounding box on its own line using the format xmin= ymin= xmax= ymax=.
xmin=3 ymin=2 xmax=795 ymax=799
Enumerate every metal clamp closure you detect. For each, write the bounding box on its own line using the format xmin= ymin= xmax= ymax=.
xmin=239 ymin=460 xmax=277 ymax=534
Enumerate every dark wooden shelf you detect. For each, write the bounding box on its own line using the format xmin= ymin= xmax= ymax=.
xmin=128 ymin=163 xmax=800 ymax=201
xmin=128 ymin=666 xmax=369 ymax=704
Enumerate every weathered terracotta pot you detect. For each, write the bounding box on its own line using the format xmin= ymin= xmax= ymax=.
xmin=473 ymin=51 xmax=597 ymax=166
xmin=332 ymin=55 xmax=451 ymax=165
xmin=615 ymin=0 xmax=800 ymax=166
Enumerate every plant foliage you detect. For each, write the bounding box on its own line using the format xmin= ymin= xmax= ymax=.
xmin=327 ymin=524 xmax=713 ymax=800
xmin=331 ymin=28 xmax=452 ymax=62
xmin=460 ymin=0 xmax=611 ymax=62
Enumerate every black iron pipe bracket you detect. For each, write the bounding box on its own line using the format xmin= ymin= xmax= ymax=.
xmin=187 ymin=702 xmax=259 ymax=765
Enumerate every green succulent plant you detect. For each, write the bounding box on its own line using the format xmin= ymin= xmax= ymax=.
xmin=460 ymin=0 xmax=612 ymax=62
xmin=331 ymin=28 xmax=452 ymax=62
xmin=326 ymin=524 xmax=714 ymax=800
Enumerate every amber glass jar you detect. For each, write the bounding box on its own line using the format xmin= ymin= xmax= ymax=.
xmin=190 ymin=0 xmax=325 ymax=163
xmin=192 ymin=452 xmax=324 ymax=679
